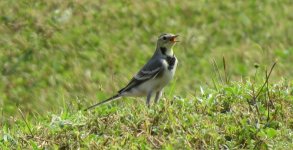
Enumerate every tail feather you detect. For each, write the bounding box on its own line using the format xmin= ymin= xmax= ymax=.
xmin=84 ymin=94 xmax=121 ymax=111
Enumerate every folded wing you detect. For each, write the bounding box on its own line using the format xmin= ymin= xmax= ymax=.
xmin=118 ymin=59 xmax=164 ymax=93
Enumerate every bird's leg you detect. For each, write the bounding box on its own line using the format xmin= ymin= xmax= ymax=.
xmin=154 ymin=90 xmax=163 ymax=103
xmin=146 ymin=92 xmax=152 ymax=108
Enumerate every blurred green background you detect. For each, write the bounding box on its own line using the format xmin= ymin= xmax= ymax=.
xmin=0 ymin=0 xmax=292 ymax=118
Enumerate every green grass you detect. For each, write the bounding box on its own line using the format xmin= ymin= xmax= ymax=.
xmin=0 ymin=0 xmax=293 ymax=149
xmin=1 ymin=81 xmax=292 ymax=149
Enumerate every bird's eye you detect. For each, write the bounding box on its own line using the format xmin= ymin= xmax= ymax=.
xmin=162 ymin=36 xmax=167 ymax=40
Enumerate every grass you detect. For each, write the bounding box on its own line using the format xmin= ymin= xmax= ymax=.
xmin=1 ymin=79 xmax=292 ymax=149
xmin=0 ymin=0 xmax=292 ymax=149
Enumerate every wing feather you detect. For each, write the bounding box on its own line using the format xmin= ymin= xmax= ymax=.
xmin=118 ymin=59 xmax=163 ymax=93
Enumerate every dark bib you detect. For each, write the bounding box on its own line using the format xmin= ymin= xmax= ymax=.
xmin=166 ymin=56 xmax=176 ymax=70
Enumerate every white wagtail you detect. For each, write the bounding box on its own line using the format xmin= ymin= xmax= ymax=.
xmin=85 ymin=33 xmax=179 ymax=110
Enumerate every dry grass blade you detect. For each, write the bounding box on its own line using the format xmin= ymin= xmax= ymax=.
xmin=212 ymin=59 xmax=224 ymax=84
xmin=18 ymin=108 xmax=33 ymax=138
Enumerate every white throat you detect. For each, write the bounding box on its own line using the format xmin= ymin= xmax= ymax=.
xmin=158 ymin=46 xmax=174 ymax=57
xmin=165 ymin=48 xmax=173 ymax=56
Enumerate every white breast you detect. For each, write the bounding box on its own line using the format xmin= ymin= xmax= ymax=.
xmin=161 ymin=58 xmax=177 ymax=82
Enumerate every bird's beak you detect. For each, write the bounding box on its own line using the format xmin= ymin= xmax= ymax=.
xmin=170 ymin=35 xmax=179 ymax=42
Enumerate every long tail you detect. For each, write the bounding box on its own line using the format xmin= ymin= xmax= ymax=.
xmin=84 ymin=94 xmax=121 ymax=111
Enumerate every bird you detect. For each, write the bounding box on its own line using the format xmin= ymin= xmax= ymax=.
xmin=85 ymin=33 xmax=179 ymax=110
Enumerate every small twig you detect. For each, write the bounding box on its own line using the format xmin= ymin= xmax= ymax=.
xmin=267 ymin=77 xmax=274 ymax=107
xmin=18 ymin=108 xmax=33 ymax=138
xmin=255 ymin=62 xmax=277 ymax=99
xmin=255 ymin=102 xmax=261 ymax=117
xmin=148 ymin=137 xmax=160 ymax=149
xmin=248 ymin=63 xmax=276 ymax=118
xmin=265 ymin=70 xmax=270 ymax=122
xmin=212 ymin=59 xmax=224 ymax=84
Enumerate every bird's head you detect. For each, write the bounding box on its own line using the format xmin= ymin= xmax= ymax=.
xmin=157 ymin=33 xmax=179 ymax=49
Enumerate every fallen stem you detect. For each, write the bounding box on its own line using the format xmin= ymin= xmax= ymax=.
xmin=18 ymin=108 xmax=33 ymax=138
